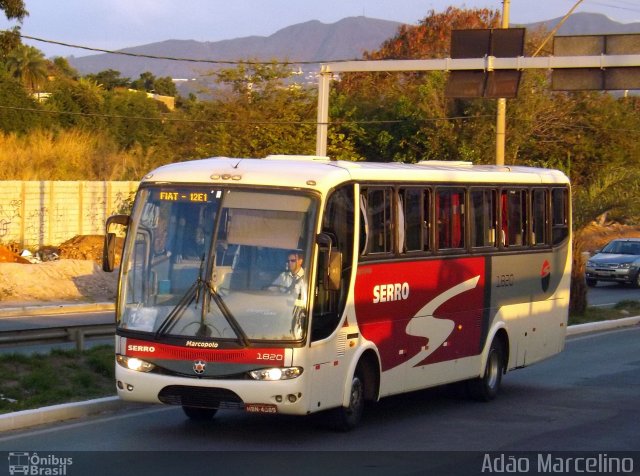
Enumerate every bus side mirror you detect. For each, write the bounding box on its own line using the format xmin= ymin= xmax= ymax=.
xmin=316 ymin=232 xmax=342 ymax=292
xmin=103 ymin=214 xmax=129 ymax=272
xmin=327 ymin=250 xmax=342 ymax=291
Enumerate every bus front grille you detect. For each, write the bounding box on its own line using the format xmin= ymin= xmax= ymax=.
xmin=158 ymin=385 xmax=244 ymax=410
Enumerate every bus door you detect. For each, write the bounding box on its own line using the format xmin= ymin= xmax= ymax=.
xmin=308 ymin=186 xmax=355 ymax=411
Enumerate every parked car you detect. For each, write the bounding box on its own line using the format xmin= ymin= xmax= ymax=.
xmin=585 ymin=238 xmax=640 ymax=287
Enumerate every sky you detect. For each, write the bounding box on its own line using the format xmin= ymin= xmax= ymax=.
xmin=1 ymin=0 xmax=640 ymax=58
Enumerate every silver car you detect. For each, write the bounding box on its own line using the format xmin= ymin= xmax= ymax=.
xmin=585 ymin=238 xmax=640 ymax=287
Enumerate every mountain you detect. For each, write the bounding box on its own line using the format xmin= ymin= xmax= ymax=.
xmin=521 ymin=11 xmax=640 ymax=36
xmin=68 ymin=12 xmax=640 ymax=82
xmin=68 ymin=16 xmax=403 ymax=80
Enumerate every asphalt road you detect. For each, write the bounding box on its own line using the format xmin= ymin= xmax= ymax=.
xmin=587 ymin=281 xmax=640 ymax=307
xmin=2 ymin=292 xmax=639 ymax=475
xmin=0 ymin=310 xmax=112 ymax=331
xmin=0 ymin=327 xmax=637 ymax=460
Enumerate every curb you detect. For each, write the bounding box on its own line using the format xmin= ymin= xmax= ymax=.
xmin=0 ymin=396 xmax=127 ymax=433
xmin=0 ymin=302 xmax=115 ymax=318
xmin=566 ymin=315 xmax=640 ymax=336
xmin=1 ymin=316 xmax=638 ymax=433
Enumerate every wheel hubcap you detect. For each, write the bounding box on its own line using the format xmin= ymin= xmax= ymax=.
xmin=349 ymin=377 xmax=363 ymax=414
xmin=486 ymin=351 xmax=499 ymax=389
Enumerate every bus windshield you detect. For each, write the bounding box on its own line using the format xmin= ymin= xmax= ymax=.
xmin=118 ymin=185 xmax=317 ymax=344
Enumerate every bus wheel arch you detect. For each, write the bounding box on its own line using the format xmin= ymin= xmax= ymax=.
xmin=358 ymin=349 xmax=381 ymax=403
xmin=468 ymin=330 xmax=508 ymax=402
xmin=333 ymin=349 xmax=380 ymax=431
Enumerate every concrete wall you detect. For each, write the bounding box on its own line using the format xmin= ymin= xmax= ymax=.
xmin=0 ymin=181 xmax=139 ymax=248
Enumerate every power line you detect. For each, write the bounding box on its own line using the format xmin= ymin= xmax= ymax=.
xmin=585 ymin=0 xmax=640 ymax=13
xmin=0 ymin=104 xmax=493 ymax=125
xmin=12 ymin=31 xmax=363 ymax=66
xmin=5 ymin=103 xmax=640 ymax=134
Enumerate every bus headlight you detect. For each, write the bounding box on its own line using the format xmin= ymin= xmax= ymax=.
xmin=117 ymin=355 xmax=156 ymax=372
xmin=248 ymin=367 xmax=303 ymax=381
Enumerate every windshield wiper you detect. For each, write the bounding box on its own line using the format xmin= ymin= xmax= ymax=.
xmin=155 ymin=256 xmax=206 ymax=337
xmin=155 ymin=280 xmax=202 ymax=338
xmin=204 ymin=283 xmax=250 ymax=347
xmin=153 ymin=255 xmax=250 ymax=347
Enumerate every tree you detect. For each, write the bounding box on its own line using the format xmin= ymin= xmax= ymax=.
xmin=0 ymin=0 xmax=28 ymax=56
xmin=103 ymin=88 xmax=165 ymax=150
xmin=0 ymin=0 xmax=27 ymax=19
xmin=5 ymin=44 xmax=48 ymax=92
xmin=130 ymin=71 xmax=155 ymax=92
xmin=51 ymin=57 xmax=79 ymax=80
xmin=131 ymin=71 xmax=177 ymax=97
xmin=364 ymin=7 xmax=500 ymax=60
xmin=332 ymin=7 xmax=502 ymax=163
xmin=153 ymin=76 xmax=177 ymax=97
xmin=0 ymin=69 xmax=45 ymax=133
xmin=85 ymin=69 xmax=130 ymax=90
xmin=44 ymin=76 xmax=106 ymax=129
xmin=203 ymin=61 xmax=317 ymax=158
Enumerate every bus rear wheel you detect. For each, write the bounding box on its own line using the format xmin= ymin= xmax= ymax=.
xmin=333 ymin=366 xmax=365 ymax=431
xmin=182 ymin=405 xmax=218 ymax=421
xmin=468 ymin=338 xmax=505 ymax=402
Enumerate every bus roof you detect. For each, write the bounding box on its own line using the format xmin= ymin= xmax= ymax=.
xmin=143 ymin=156 xmax=570 ymax=192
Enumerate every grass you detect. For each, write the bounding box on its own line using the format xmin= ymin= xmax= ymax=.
xmin=0 ymin=345 xmax=115 ymax=414
xmin=0 ymin=301 xmax=638 ymax=415
xmin=568 ymin=300 xmax=640 ymax=325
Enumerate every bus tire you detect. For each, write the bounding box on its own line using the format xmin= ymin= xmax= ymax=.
xmin=586 ymin=278 xmax=597 ymax=287
xmin=182 ymin=405 xmax=218 ymax=421
xmin=468 ymin=338 xmax=505 ymax=402
xmin=333 ymin=365 xmax=365 ymax=431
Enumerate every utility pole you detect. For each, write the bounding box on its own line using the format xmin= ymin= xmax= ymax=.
xmin=495 ymin=0 xmax=510 ymax=166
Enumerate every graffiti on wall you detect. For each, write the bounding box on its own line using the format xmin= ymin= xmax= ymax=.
xmin=0 ymin=200 xmax=21 ymax=239
xmin=0 ymin=182 xmax=138 ymax=247
xmin=24 ymin=206 xmax=48 ymax=245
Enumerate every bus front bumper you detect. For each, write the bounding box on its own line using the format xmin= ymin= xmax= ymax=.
xmin=115 ymin=365 xmax=309 ymax=416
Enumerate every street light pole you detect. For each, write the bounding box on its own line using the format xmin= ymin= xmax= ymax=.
xmin=495 ymin=0 xmax=510 ymax=166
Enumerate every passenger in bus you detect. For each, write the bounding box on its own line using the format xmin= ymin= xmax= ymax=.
xmin=188 ymin=226 xmax=207 ymax=259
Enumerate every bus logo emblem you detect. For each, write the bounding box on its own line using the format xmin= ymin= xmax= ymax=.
xmin=540 ymin=260 xmax=551 ymax=292
xmin=193 ymin=360 xmax=207 ymax=374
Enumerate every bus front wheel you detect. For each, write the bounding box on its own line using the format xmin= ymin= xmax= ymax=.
xmin=468 ymin=338 xmax=505 ymax=402
xmin=182 ymin=405 xmax=218 ymax=421
xmin=333 ymin=365 xmax=365 ymax=431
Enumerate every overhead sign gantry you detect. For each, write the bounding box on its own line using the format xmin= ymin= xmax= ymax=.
xmin=315 ymin=32 xmax=640 ymax=158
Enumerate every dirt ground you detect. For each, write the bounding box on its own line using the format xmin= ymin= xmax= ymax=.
xmin=0 ymin=236 xmax=118 ymax=304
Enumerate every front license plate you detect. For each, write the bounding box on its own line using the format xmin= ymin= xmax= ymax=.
xmin=245 ymin=403 xmax=278 ymax=414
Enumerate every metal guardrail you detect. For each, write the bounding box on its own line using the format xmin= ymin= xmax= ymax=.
xmin=0 ymin=324 xmax=115 ymax=351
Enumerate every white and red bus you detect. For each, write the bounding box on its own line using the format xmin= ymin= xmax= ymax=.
xmin=104 ymin=155 xmax=571 ymax=430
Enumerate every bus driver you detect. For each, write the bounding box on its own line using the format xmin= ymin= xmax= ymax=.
xmin=272 ymin=251 xmax=305 ymax=296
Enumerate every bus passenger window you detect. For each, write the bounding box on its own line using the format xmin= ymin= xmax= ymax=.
xmin=436 ymin=188 xmax=465 ymax=250
xmin=470 ymin=188 xmax=496 ymax=248
xmin=362 ymin=188 xmax=392 ymax=254
xmin=402 ymin=188 xmax=426 ymax=252
xmin=502 ymin=189 xmax=527 ymax=247
xmin=552 ymin=187 xmax=569 ymax=245
xmin=532 ymin=189 xmax=548 ymax=246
